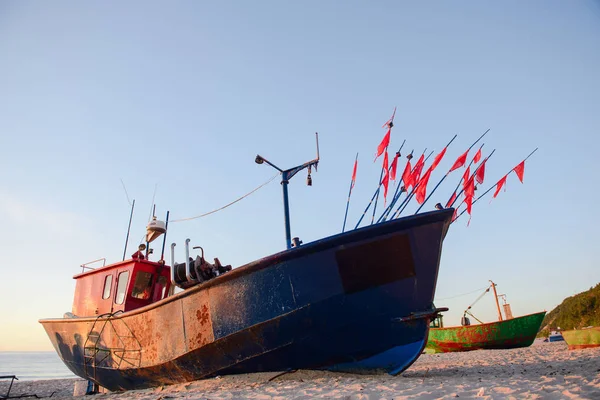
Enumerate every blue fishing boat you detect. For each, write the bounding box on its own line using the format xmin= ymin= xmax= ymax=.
xmin=40 ymin=134 xmax=452 ymax=391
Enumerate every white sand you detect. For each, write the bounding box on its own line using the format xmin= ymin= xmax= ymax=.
xmin=5 ymin=342 xmax=600 ymax=399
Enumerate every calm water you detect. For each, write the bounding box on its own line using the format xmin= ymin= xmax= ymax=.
xmin=0 ymin=352 xmax=76 ymax=381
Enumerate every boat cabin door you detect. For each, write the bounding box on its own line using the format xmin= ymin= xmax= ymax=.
xmin=111 ymin=267 xmax=131 ymax=314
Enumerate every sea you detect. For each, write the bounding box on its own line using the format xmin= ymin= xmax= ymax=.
xmin=0 ymin=352 xmax=76 ymax=381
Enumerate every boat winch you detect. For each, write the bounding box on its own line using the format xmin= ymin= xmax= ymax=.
xmin=170 ymin=239 xmax=232 ymax=289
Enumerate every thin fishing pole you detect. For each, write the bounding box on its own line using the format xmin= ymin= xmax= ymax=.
xmin=369 ymin=109 xmax=398 ymax=224
xmin=448 ymin=150 xmax=498 ymax=219
xmin=354 ymin=141 xmax=405 ymax=229
xmin=444 ymin=129 xmax=490 ymax=206
xmin=383 ymin=148 xmax=427 ymax=221
xmin=446 ymin=143 xmax=485 ymax=207
xmin=391 ymin=150 xmax=433 ymax=220
xmin=377 ymin=150 xmax=415 ymax=223
xmin=370 ymin=166 xmax=385 ymax=225
xmin=413 ymin=134 xmax=459 ymax=214
xmin=391 ymin=150 xmax=434 ymax=219
xmin=342 ymin=153 xmax=359 ymax=233
xmin=371 ymin=137 xmax=404 ymax=225
xmin=449 ymin=149 xmax=496 ymax=209
xmin=453 ymin=148 xmax=538 ymax=222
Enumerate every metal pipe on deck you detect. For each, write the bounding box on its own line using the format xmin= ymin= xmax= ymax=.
xmin=185 ymin=239 xmax=192 ymax=282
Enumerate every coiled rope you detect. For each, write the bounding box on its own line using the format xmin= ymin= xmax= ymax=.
xmin=170 ymin=173 xmax=279 ymax=223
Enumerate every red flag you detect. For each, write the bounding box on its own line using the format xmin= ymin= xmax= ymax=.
xmin=449 ymin=150 xmax=469 ymax=172
xmin=446 ymin=191 xmax=457 ymax=208
xmin=375 ymin=128 xmax=391 ymax=161
xmin=464 ymin=175 xmax=475 ymax=199
xmin=351 ymin=158 xmax=358 ymax=189
xmin=475 ymin=159 xmax=486 ymax=184
xmin=452 ymin=208 xmax=458 ymax=222
xmin=430 ymin=147 xmax=447 ymax=172
xmin=462 ymin=166 xmax=471 ymax=189
xmin=415 ymin=168 xmax=432 ymax=204
xmin=493 ymin=175 xmax=508 ymax=198
xmin=381 ymin=152 xmax=390 ymax=202
xmin=465 ymin=195 xmax=473 ymax=227
xmin=465 ymin=194 xmax=473 ymax=215
xmin=402 ymin=160 xmax=412 ymax=188
xmin=514 ymin=161 xmax=525 ymax=183
xmin=473 ymin=149 xmax=482 ymax=163
xmin=381 ymin=107 xmax=397 ymax=128
xmin=390 ymin=153 xmax=399 ymax=181
xmin=411 ymin=154 xmax=425 ymax=186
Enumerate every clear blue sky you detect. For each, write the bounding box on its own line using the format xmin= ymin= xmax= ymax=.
xmin=1 ymin=1 xmax=599 ymax=350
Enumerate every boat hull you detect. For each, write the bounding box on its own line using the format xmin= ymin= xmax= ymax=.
xmin=40 ymin=209 xmax=452 ymax=391
xmin=425 ymin=311 xmax=546 ymax=353
xmin=562 ymin=327 xmax=600 ymax=350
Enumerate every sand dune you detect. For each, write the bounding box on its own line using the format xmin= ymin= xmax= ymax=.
xmin=4 ymin=342 xmax=599 ymax=399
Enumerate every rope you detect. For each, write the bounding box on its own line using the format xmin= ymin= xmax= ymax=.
xmin=435 ymin=286 xmax=489 ymax=301
xmin=463 ymin=284 xmax=492 ymax=315
xmin=171 ymin=173 xmax=279 ymax=223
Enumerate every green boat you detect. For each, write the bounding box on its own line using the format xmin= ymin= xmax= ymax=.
xmin=561 ymin=327 xmax=600 ymax=350
xmin=426 ymin=281 xmax=546 ymax=353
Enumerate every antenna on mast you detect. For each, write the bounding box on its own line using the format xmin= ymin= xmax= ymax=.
xmin=122 ymin=199 xmax=136 ymax=261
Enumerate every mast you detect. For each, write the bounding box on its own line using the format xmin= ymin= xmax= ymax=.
xmin=255 ymin=133 xmax=320 ymax=249
xmin=490 ymin=280 xmax=503 ymax=321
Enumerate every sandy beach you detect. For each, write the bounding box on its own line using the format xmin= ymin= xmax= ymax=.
xmin=4 ymin=342 xmax=599 ymax=399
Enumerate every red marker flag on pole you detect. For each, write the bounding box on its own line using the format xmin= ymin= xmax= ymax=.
xmin=411 ymin=154 xmax=425 ymax=186
xmin=430 ymin=147 xmax=447 ymax=172
xmin=449 ymin=150 xmax=469 ymax=172
xmin=381 ymin=152 xmax=390 ymax=203
xmin=415 ymin=168 xmax=433 ymax=204
xmin=351 ymin=158 xmax=358 ymax=189
xmin=465 ymin=194 xmax=473 ymax=226
xmin=464 ymin=175 xmax=475 ymax=199
xmin=402 ymin=159 xmax=412 ymax=189
xmin=462 ymin=166 xmax=471 ymax=189
xmin=390 ymin=153 xmax=399 ymax=181
xmin=473 ymin=148 xmax=482 ymax=164
xmin=382 ymin=107 xmax=397 ymax=128
xmin=513 ymin=161 xmax=525 ymax=183
xmin=475 ymin=159 xmax=486 ymax=184
xmin=465 ymin=194 xmax=473 ymax=215
xmin=375 ymin=128 xmax=391 ymax=161
xmin=446 ymin=191 xmax=457 ymax=208
xmin=493 ymin=175 xmax=508 ymax=198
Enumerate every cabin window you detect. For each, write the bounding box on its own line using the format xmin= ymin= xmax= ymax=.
xmin=131 ymin=271 xmax=153 ymax=300
xmin=115 ymin=271 xmax=130 ymax=305
xmin=156 ymin=275 xmax=168 ymax=299
xmin=102 ymin=275 xmax=113 ymax=299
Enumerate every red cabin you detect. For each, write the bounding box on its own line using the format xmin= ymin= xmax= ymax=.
xmin=71 ymin=259 xmax=172 ymax=317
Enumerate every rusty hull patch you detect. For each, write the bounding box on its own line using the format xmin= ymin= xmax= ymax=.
xmin=182 ymin=288 xmax=214 ymax=350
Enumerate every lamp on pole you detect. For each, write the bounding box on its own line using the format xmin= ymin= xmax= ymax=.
xmin=255 ymin=132 xmax=320 ymax=249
